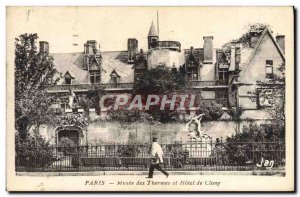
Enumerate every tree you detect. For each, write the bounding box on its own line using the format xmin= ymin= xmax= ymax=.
xmin=133 ymin=64 xmax=189 ymax=95
xmin=15 ymin=33 xmax=61 ymax=139
xmin=227 ymin=106 xmax=245 ymax=133
xmin=15 ymin=132 xmax=54 ymax=168
xmin=132 ymin=65 xmax=199 ymax=122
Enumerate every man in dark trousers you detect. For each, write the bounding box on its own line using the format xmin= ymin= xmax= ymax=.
xmin=146 ymin=137 xmax=169 ymax=178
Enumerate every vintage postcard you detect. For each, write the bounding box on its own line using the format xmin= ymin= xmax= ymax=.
xmin=6 ymin=6 xmax=294 ymax=192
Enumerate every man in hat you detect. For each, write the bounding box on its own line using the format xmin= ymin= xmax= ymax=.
xmin=146 ymin=137 xmax=169 ymax=178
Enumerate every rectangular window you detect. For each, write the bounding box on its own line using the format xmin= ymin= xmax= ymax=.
xmin=218 ymin=68 xmax=228 ymax=81
xmin=216 ymin=91 xmax=228 ymax=106
xmin=187 ymin=67 xmax=198 ymax=80
xmin=65 ymin=78 xmax=71 ymax=85
xmin=90 ymin=71 xmax=100 ymax=84
xmin=111 ymin=77 xmax=119 ymax=83
xmin=266 ymin=60 xmax=274 ymax=79
xmin=266 ymin=66 xmax=274 ymax=79
xmin=266 ymin=60 xmax=273 ymax=65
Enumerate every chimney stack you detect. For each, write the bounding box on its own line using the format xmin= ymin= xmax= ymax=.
xmin=203 ymin=36 xmax=213 ymax=64
xmin=230 ymin=46 xmax=235 ymax=70
xmin=87 ymin=40 xmax=98 ymax=54
xmin=276 ymin=35 xmax=285 ymax=54
xmin=39 ymin=41 xmax=49 ymax=55
xmin=84 ymin=43 xmax=93 ymax=54
xmin=127 ymin=38 xmax=138 ymax=63
xmin=250 ymin=30 xmax=263 ymax=48
xmin=87 ymin=40 xmax=97 ymax=49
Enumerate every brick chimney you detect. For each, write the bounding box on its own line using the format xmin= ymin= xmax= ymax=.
xmin=87 ymin=40 xmax=97 ymax=49
xmin=127 ymin=38 xmax=138 ymax=63
xmin=203 ymin=36 xmax=213 ymax=64
xmin=250 ymin=30 xmax=263 ymax=48
xmin=84 ymin=43 xmax=93 ymax=54
xmin=235 ymin=46 xmax=241 ymax=70
xmin=230 ymin=46 xmax=235 ymax=70
xmin=39 ymin=41 xmax=49 ymax=54
xmin=276 ymin=35 xmax=285 ymax=54
xmin=87 ymin=40 xmax=98 ymax=54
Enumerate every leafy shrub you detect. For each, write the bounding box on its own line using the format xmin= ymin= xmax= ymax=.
xmin=15 ymin=133 xmax=54 ymax=168
xmin=198 ymin=101 xmax=224 ymax=121
xmin=117 ymin=145 xmax=140 ymax=157
xmin=166 ymin=143 xmax=189 ymax=168
xmin=57 ymin=137 xmax=85 ymax=167
xmin=224 ymin=123 xmax=284 ymax=165
xmin=211 ymin=138 xmax=228 ymax=165
xmin=58 ymin=137 xmax=77 ymax=156
xmin=227 ymin=106 xmax=244 ymax=121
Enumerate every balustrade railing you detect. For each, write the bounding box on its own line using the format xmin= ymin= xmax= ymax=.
xmin=47 ymin=83 xmax=134 ymax=92
xmin=150 ymin=41 xmax=181 ymax=51
xmin=47 ymin=80 xmax=229 ymax=93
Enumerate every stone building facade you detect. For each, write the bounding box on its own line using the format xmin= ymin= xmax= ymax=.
xmin=39 ymin=22 xmax=285 ymax=145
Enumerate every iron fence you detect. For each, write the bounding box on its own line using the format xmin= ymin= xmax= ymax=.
xmin=15 ymin=140 xmax=285 ymax=172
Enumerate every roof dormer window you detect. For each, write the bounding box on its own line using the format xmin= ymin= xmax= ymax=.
xmin=110 ymin=70 xmax=121 ymax=83
xmin=64 ymin=71 xmax=75 ymax=85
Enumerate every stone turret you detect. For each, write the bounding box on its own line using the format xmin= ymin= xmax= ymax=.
xmin=148 ymin=21 xmax=159 ymax=49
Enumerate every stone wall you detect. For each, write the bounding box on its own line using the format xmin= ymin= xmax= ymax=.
xmin=84 ymin=120 xmax=255 ymax=144
xmin=38 ymin=120 xmax=270 ymax=145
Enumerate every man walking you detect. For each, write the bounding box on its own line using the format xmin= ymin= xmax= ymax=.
xmin=146 ymin=137 xmax=169 ymax=178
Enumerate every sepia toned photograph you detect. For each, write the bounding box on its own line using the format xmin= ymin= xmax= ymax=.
xmin=6 ymin=6 xmax=294 ymax=192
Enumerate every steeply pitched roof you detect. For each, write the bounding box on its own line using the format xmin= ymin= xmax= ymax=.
xmin=52 ymin=53 xmax=89 ymax=85
xmin=148 ymin=21 xmax=158 ymax=37
xmin=246 ymin=27 xmax=285 ymax=64
xmin=101 ymin=51 xmax=134 ymax=83
xmin=51 ymin=51 xmax=134 ymax=85
xmin=238 ymin=27 xmax=285 ymax=80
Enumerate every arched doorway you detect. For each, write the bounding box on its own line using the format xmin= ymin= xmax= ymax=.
xmin=55 ymin=126 xmax=84 ymax=146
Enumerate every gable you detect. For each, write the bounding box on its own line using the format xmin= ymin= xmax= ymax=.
xmin=246 ymin=29 xmax=285 ymax=64
xmin=239 ymin=32 xmax=285 ymax=83
xmin=89 ymin=57 xmax=100 ymax=70
xmin=64 ymin=71 xmax=75 ymax=79
xmin=110 ymin=70 xmax=120 ymax=78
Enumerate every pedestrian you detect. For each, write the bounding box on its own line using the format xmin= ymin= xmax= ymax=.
xmin=146 ymin=137 xmax=169 ymax=178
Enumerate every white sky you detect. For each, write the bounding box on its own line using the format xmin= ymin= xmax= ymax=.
xmin=7 ymin=7 xmax=293 ymax=53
